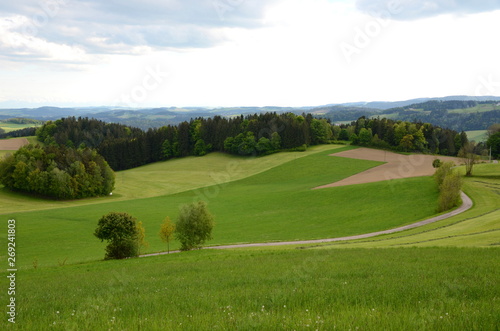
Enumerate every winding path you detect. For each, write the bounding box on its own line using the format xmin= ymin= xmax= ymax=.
xmin=140 ymin=192 xmax=473 ymax=257
xmin=140 ymin=148 xmax=471 ymax=257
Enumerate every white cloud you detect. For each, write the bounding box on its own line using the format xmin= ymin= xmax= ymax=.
xmin=356 ymin=0 xmax=500 ymax=20
xmin=0 ymin=0 xmax=281 ymax=61
xmin=0 ymin=0 xmax=499 ymax=107
xmin=0 ymin=15 xmax=93 ymax=66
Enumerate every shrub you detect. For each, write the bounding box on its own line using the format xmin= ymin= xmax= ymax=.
xmin=433 ymin=161 xmax=454 ymax=187
xmin=437 ymin=172 xmax=463 ymax=212
xmin=432 ymin=159 xmax=442 ymax=168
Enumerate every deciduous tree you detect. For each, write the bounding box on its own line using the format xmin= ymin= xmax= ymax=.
xmin=175 ymin=201 xmax=215 ymax=251
xmin=458 ymin=142 xmax=479 ymax=177
xmin=94 ymin=212 xmax=140 ymax=259
xmin=159 ymin=216 xmax=176 ymax=253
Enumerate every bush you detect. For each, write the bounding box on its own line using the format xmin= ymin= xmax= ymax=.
xmin=433 ymin=161 xmax=454 ymax=187
xmin=176 ymin=201 xmax=215 ymax=251
xmin=287 ymin=144 xmax=308 ymax=152
xmin=94 ymin=212 xmax=141 ymax=260
xmin=437 ymin=172 xmax=463 ymax=212
xmin=433 ymin=161 xmax=462 ymax=213
xmin=432 ymin=159 xmax=442 ymax=168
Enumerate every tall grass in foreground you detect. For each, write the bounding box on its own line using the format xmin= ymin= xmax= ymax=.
xmin=6 ymin=247 xmax=499 ymax=330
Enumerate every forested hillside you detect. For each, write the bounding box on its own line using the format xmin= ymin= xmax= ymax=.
xmin=321 ymin=100 xmax=500 ymax=131
xmin=30 ymin=113 xmax=464 ymax=172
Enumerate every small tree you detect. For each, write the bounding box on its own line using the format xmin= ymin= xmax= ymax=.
xmin=94 ymin=212 xmax=140 ymax=260
xmin=136 ymin=221 xmax=149 ymax=254
xmin=175 ymin=201 xmax=215 ymax=251
xmin=458 ymin=142 xmax=479 ymax=177
xmin=159 ymin=216 xmax=176 ymax=253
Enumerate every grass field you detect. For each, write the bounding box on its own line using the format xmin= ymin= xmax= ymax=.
xmin=448 ymin=103 xmax=500 ymax=114
xmin=307 ymin=163 xmax=500 ymax=249
xmin=1 ymin=143 xmax=499 ymax=330
xmin=465 ymin=130 xmax=488 ymax=142
xmin=0 ymin=122 xmax=40 ymax=133
xmin=0 ymin=145 xmax=343 ymax=214
xmin=2 ymin=146 xmax=446 ymax=269
xmin=4 ymin=247 xmax=499 ymax=330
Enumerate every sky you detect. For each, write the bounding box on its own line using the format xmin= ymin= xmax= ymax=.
xmin=1 ymin=0 xmax=500 ymax=108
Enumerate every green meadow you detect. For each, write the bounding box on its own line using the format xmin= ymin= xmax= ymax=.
xmin=448 ymin=102 xmax=500 ymax=114
xmin=1 ymin=144 xmax=499 ymax=330
xmin=5 ymin=247 xmax=498 ymax=330
xmin=465 ymin=130 xmax=488 ymax=143
xmin=0 ymin=122 xmax=39 ymax=133
xmin=312 ymin=163 xmax=500 ymax=249
xmin=2 ymin=146 xmax=444 ymax=269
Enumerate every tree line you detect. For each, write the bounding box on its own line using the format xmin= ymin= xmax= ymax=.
xmin=341 ymin=117 xmax=466 ymax=155
xmin=31 ymin=114 xmax=469 ymax=172
xmin=0 ymin=127 xmax=37 ymax=139
xmin=34 ymin=114 xmax=333 ymax=171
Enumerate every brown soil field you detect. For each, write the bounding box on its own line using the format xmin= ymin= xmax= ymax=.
xmin=0 ymin=138 xmax=30 ymax=150
xmin=314 ymin=147 xmax=462 ymax=189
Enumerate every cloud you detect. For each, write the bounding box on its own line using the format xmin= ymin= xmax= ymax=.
xmin=356 ymin=0 xmax=500 ymax=20
xmin=0 ymin=0 xmax=281 ymax=64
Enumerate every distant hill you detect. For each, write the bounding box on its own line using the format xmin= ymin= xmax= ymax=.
xmin=332 ymin=95 xmax=500 ymax=110
xmin=0 ymin=106 xmax=313 ymax=130
xmin=0 ymin=95 xmax=499 ymax=130
xmin=319 ymin=99 xmax=500 ymax=131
